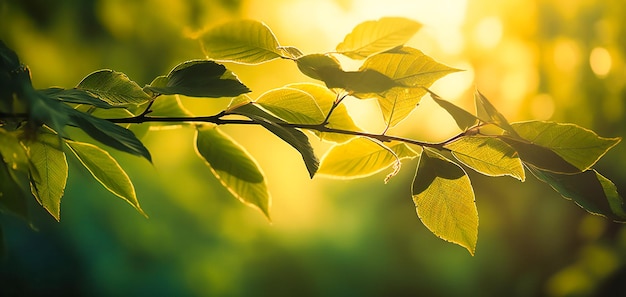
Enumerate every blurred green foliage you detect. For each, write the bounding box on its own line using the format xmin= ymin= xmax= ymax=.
xmin=1 ymin=0 xmax=625 ymax=296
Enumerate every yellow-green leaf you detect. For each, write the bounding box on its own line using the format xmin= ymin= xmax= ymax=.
xmin=445 ymin=136 xmax=525 ymax=181
xmin=199 ymin=20 xmax=282 ymax=64
xmin=66 ymin=140 xmax=145 ymax=217
xmin=359 ymin=47 xmax=460 ymax=127
xmin=286 ymin=83 xmax=361 ymax=143
xmin=148 ymin=95 xmax=194 ymax=130
xmin=77 ymin=70 xmax=152 ymax=106
xmin=255 ymin=87 xmax=323 ymax=125
xmin=27 ymin=133 xmax=68 ymax=221
xmin=412 ymin=149 xmax=478 ymax=255
xmin=429 ymin=91 xmax=479 ymax=130
xmin=474 ymin=90 xmax=517 ymax=135
xmin=195 ymin=125 xmax=270 ymax=219
xmin=511 ymin=121 xmax=621 ymax=172
xmin=318 ymin=137 xmax=419 ymax=179
xmin=336 ymin=17 xmax=422 ymax=59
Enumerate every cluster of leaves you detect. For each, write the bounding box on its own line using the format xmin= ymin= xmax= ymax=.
xmin=1 ymin=17 xmax=623 ymax=255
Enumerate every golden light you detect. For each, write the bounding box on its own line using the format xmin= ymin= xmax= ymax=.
xmin=473 ymin=16 xmax=503 ymax=49
xmin=553 ymin=38 xmax=581 ymax=72
xmin=589 ymin=47 xmax=612 ymax=78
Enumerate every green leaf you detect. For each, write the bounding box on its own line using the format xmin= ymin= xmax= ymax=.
xmin=285 ymin=83 xmax=361 ymax=143
xmin=412 ymin=149 xmax=478 ymax=255
xmin=229 ymin=103 xmax=319 ymax=178
xmin=296 ymin=54 xmax=343 ymax=81
xmin=77 ymin=69 xmax=152 ymax=106
xmin=278 ymin=46 xmax=304 ymax=59
xmin=336 ymin=17 xmax=422 ymax=59
xmin=511 ymin=121 xmax=621 ymax=172
xmin=27 ymin=132 xmax=68 ymax=221
xmin=144 ymin=60 xmax=250 ymax=98
xmin=199 ymin=20 xmax=283 ymax=64
xmin=40 ymin=87 xmax=114 ymax=109
xmin=0 ymin=158 xmax=30 ymax=220
xmin=255 ymin=87 xmax=323 ymax=124
xmin=318 ymin=137 xmax=419 ymax=179
xmin=358 ymin=47 xmax=461 ymax=126
xmin=444 ymin=136 xmax=525 ymax=181
xmin=0 ymin=128 xmax=30 ymax=174
xmin=474 ymin=90 xmax=517 ymax=135
xmin=429 ymin=91 xmax=478 ymax=130
xmin=147 ymin=95 xmax=195 ymax=129
xmin=296 ymin=54 xmax=398 ymax=93
xmin=195 ymin=125 xmax=270 ymax=218
xmin=529 ymin=167 xmax=626 ymax=222
xmin=500 ymin=137 xmax=581 ymax=174
xmin=66 ymin=108 xmax=152 ymax=162
xmin=66 ymin=140 xmax=146 ymax=217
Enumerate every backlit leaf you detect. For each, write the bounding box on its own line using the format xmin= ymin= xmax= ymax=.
xmin=474 ymin=90 xmax=516 ymax=135
xmin=318 ymin=137 xmax=418 ymax=179
xmin=195 ymin=125 xmax=270 ymax=218
xmin=336 ymin=17 xmax=422 ymax=59
xmin=77 ymin=70 xmax=152 ymax=106
xmin=296 ymin=54 xmax=398 ymax=93
xmin=286 ymin=83 xmax=361 ymax=143
xmin=358 ymin=47 xmax=460 ymax=126
xmin=229 ymin=103 xmax=319 ymax=177
xmin=67 ymin=108 xmax=152 ymax=162
xmin=511 ymin=121 xmax=621 ymax=172
xmin=500 ymin=136 xmax=581 ymax=174
xmin=445 ymin=136 xmax=525 ymax=181
xmin=529 ymin=167 xmax=626 ymax=222
xmin=66 ymin=140 xmax=146 ymax=217
xmin=148 ymin=95 xmax=195 ymax=129
xmin=199 ymin=20 xmax=282 ymax=64
xmin=27 ymin=132 xmax=68 ymax=221
xmin=145 ymin=60 xmax=250 ymax=98
xmin=429 ymin=91 xmax=478 ymax=130
xmin=255 ymin=87 xmax=323 ymax=124
xmin=412 ymin=149 xmax=478 ymax=255
xmin=40 ymin=87 xmax=113 ymax=109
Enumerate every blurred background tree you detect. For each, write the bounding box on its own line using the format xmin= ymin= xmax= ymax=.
xmin=1 ymin=0 xmax=625 ymax=296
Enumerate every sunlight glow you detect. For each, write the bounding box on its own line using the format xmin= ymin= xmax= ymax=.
xmin=589 ymin=47 xmax=612 ymax=77
xmin=473 ymin=17 xmax=503 ymax=49
xmin=553 ymin=38 xmax=581 ymax=72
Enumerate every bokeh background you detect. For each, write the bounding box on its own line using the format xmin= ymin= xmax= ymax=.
xmin=1 ymin=0 xmax=626 ymax=296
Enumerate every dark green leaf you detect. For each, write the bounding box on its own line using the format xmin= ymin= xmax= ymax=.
xmin=40 ymin=87 xmax=113 ymax=108
xmin=66 ymin=107 xmax=151 ymax=162
xmin=196 ymin=125 xmax=270 ymax=218
xmin=529 ymin=167 xmax=626 ymax=222
xmin=0 ymin=159 xmax=30 ymax=220
xmin=229 ymin=103 xmax=319 ymax=178
xmin=500 ymin=136 xmax=580 ymax=174
xmin=77 ymin=69 xmax=152 ymax=106
xmin=145 ymin=60 xmax=250 ymax=98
